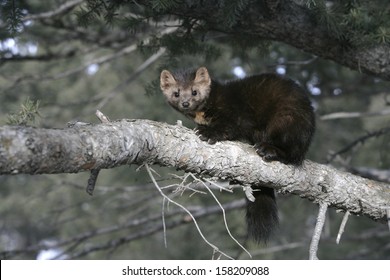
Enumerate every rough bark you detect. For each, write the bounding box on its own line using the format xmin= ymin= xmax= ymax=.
xmin=0 ymin=119 xmax=389 ymax=224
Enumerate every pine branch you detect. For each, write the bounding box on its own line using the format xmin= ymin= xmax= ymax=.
xmin=0 ymin=119 xmax=389 ymax=225
xmin=1 ymin=0 xmax=24 ymax=34
xmin=23 ymin=0 xmax=85 ymax=21
xmin=136 ymin=0 xmax=390 ymax=80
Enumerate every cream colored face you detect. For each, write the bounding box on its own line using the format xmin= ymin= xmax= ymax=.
xmin=160 ymin=67 xmax=211 ymax=112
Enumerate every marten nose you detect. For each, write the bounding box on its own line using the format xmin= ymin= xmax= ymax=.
xmin=182 ymin=102 xmax=189 ymax=108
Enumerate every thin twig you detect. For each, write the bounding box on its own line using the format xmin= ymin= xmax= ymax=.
xmin=321 ymin=108 xmax=390 ymax=121
xmin=5 ymin=27 xmax=176 ymax=91
xmin=0 ymin=197 xmax=245 ymax=259
xmin=336 ymin=211 xmax=350 ymax=244
xmin=145 ymin=164 xmax=234 ymax=260
xmin=327 ymin=126 xmax=390 ymax=163
xmin=203 ymin=178 xmax=233 ymax=193
xmin=250 ymin=242 xmax=304 ymax=257
xmin=23 ymin=0 xmax=85 ymax=21
xmin=387 ymin=209 xmax=390 ymax=232
xmin=96 ymin=47 xmax=166 ymax=109
xmin=309 ymin=202 xmax=328 ymax=260
xmin=187 ymin=174 xmax=251 ymax=258
xmin=266 ymin=57 xmax=318 ymax=68
xmin=166 ymin=172 xmax=250 ymax=257
xmin=162 ymin=197 xmax=168 ymax=248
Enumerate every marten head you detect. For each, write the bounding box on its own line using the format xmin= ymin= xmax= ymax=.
xmin=160 ymin=67 xmax=211 ymax=113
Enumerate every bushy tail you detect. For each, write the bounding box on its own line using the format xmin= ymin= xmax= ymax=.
xmin=245 ymin=186 xmax=278 ymax=243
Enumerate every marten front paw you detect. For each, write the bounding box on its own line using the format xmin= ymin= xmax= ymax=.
xmin=195 ymin=126 xmax=221 ymax=144
xmin=255 ymin=143 xmax=285 ymax=162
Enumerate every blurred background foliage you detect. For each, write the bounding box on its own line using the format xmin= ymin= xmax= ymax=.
xmin=0 ymin=0 xmax=389 ymax=259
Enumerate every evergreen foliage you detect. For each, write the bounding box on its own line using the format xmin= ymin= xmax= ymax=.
xmin=7 ymin=97 xmax=41 ymax=126
xmin=305 ymin=0 xmax=390 ymax=46
xmin=0 ymin=0 xmax=25 ymax=35
xmin=219 ymin=0 xmax=252 ymax=28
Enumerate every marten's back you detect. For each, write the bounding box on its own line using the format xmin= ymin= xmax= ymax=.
xmin=207 ymin=73 xmax=315 ymax=164
xmin=214 ymin=74 xmax=312 ymax=127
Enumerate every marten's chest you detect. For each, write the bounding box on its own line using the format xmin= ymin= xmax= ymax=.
xmin=187 ymin=111 xmax=212 ymax=125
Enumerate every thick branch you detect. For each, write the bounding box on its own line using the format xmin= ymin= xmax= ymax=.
xmin=0 ymin=119 xmax=389 ymax=224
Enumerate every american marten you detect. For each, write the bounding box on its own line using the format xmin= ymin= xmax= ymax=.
xmin=160 ymin=67 xmax=315 ymax=242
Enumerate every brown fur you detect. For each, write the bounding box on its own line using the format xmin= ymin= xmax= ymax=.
xmin=160 ymin=67 xmax=315 ymax=242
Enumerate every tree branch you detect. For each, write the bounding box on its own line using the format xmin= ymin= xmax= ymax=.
xmin=0 ymin=119 xmax=389 ymax=225
xmin=23 ymin=0 xmax=85 ymax=21
xmin=150 ymin=1 xmax=390 ymax=80
xmin=244 ymin=1 xmax=390 ymax=80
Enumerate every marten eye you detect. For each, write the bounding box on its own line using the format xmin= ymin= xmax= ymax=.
xmin=173 ymin=91 xmax=180 ymax=98
xmin=192 ymin=90 xmax=197 ymax=96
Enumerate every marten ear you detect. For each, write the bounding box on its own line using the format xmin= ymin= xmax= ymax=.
xmin=160 ymin=70 xmax=176 ymax=91
xmin=194 ymin=67 xmax=211 ymax=86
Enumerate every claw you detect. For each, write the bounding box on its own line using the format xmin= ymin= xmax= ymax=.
xmin=255 ymin=143 xmax=282 ymax=162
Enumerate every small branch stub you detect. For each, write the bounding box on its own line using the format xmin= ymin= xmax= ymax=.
xmin=85 ymin=110 xmax=111 ymax=195
xmin=336 ymin=211 xmax=350 ymax=244
xmin=86 ymin=169 xmax=100 ymax=196
xmin=96 ymin=110 xmax=111 ymax=123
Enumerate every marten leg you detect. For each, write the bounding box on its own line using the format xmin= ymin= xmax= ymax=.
xmin=255 ymin=142 xmax=287 ymax=163
xmin=254 ymin=114 xmax=311 ymax=164
xmin=252 ymin=128 xmax=282 ymax=162
xmin=195 ymin=124 xmax=238 ymax=144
